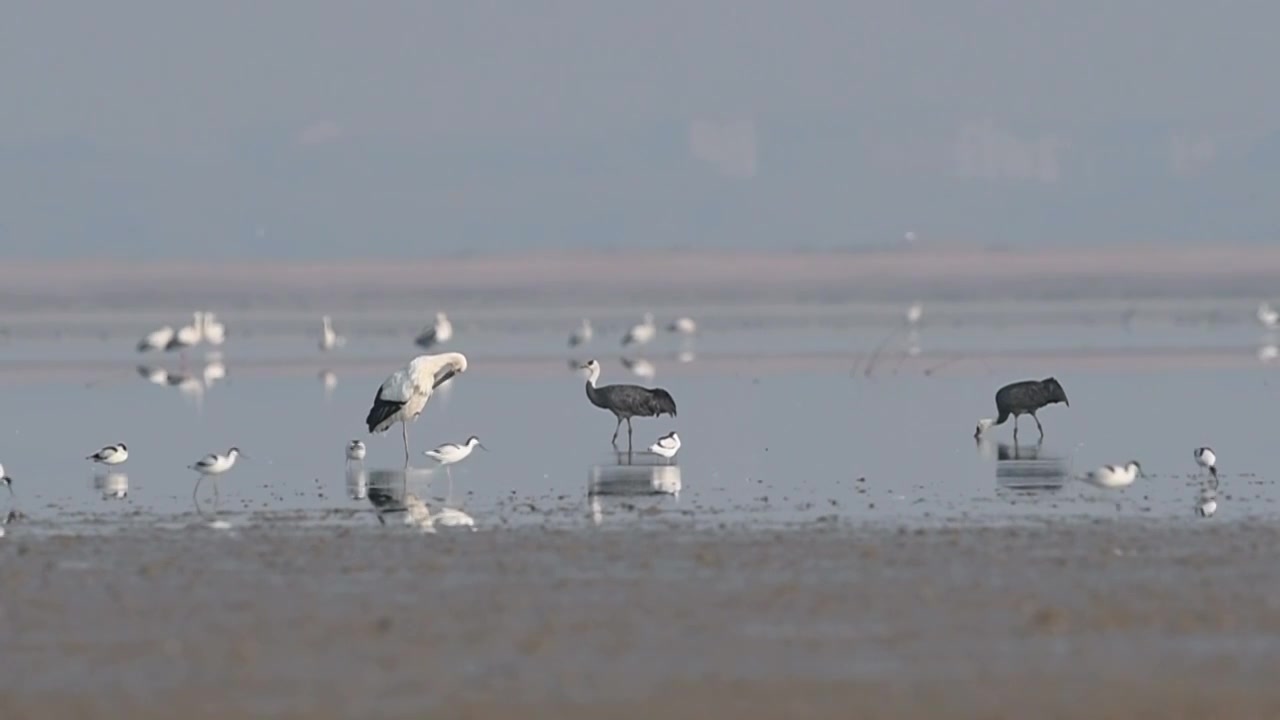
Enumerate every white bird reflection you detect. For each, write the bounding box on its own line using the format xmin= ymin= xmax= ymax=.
xmin=1259 ymin=344 xmax=1278 ymax=363
xmin=1195 ymin=486 xmax=1218 ymax=518
xmin=588 ymin=461 xmax=682 ymax=497
xmin=621 ymin=356 xmax=656 ymax=380
xmin=93 ymin=472 xmax=129 ymax=500
xmin=319 ymin=369 xmax=338 ymax=402
xmin=361 ymin=467 xmax=475 ymax=532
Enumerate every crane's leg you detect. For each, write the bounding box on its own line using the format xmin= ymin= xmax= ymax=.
xmin=1013 ymin=415 xmax=1020 ymax=442
xmin=402 ymin=421 xmax=410 ymax=465
xmin=626 ymin=417 xmax=634 ymax=453
xmin=1032 ymin=412 xmax=1044 ymax=439
xmin=611 ymin=418 xmax=623 ymax=448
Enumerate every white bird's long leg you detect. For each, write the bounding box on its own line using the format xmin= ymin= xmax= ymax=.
xmin=401 ymin=421 xmax=410 ymax=465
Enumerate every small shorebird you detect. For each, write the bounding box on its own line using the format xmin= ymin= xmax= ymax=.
xmin=86 ymin=443 xmax=129 ymax=466
xmin=319 ymin=315 xmax=345 ymax=351
xmin=202 ymin=312 xmax=226 ymax=346
xmin=424 ymin=436 xmax=486 ymax=482
xmin=905 ymin=302 xmax=924 ymax=326
xmin=415 ymin=312 xmax=453 ymax=349
xmin=621 ymin=313 xmax=656 ymax=347
xmin=137 ymin=325 xmax=175 ymax=353
xmin=1194 ymin=447 xmax=1218 ymax=484
xmin=1259 ymin=302 xmax=1279 ymax=329
xmin=0 ymin=463 xmax=12 ymax=497
xmin=190 ymin=447 xmax=242 ymax=476
xmin=1078 ymin=461 xmax=1144 ymax=489
xmin=666 ymin=317 xmax=697 ymax=335
xmin=648 ymin=431 xmax=681 ymax=462
xmin=569 ymin=318 xmax=593 ymax=347
xmin=346 ymin=439 xmax=367 ymax=463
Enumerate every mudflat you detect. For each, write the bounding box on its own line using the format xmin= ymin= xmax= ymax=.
xmin=2 ymin=521 xmax=1278 ymax=719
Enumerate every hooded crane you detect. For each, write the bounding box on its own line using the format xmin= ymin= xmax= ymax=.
xmin=366 ymin=352 xmax=468 ymax=462
xmin=579 ymin=359 xmax=677 ymax=452
xmin=974 ymin=377 xmax=1070 ymax=441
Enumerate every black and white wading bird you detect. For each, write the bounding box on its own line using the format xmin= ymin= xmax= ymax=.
xmin=580 ymin=359 xmax=677 ymax=452
xmin=86 ymin=443 xmax=129 ymax=466
xmin=1194 ymin=447 xmax=1218 ymax=484
xmin=648 ymin=431 xmax=681 ymax=462
xmin=366 ymin=352 xmax=468 ymax=462
xmin=0 ymin=462 xmax=12 ymax=497
xmin=414 ymin=312 xmax=453 ymax=349
xmin=1078 ymin=460 xmax=1144 ymax=489
xmin=346 ymin=440 xmax=367 ymax=463
xmin=974 ymin=377 xmax=1070 ymax=441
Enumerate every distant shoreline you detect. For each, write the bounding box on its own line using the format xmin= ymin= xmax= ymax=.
xmin=2 ymin=245 xmax=1279 ymax=309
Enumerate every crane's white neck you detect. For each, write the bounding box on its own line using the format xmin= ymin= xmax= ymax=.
xmin=585 ymin=363 xmax=601 ymax=387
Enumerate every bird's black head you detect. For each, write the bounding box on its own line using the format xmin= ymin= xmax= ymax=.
xmin=229 ymin=447 xmax=241 ymax=455
xmin=119 ymin=443 xmax=128 ymax=451
xmin=1041 ymin=377 xmax=1069 ymax=406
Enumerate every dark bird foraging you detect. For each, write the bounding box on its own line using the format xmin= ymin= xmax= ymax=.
xmin=580 ymin=359 xmax=677 ymax=452
xmin=974 ymin=377 xmax=1069 ymax=441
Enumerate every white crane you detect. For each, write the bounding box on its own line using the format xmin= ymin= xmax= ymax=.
xmin=319 ymin=315 xmax=345 ymax=351
xmin=621 ymin=313 xmax=656 ymax=347
xmin=365 ymin=352 xmax=469 ymax=462
xmin=415 ymin=312 xmax=453 ymax=349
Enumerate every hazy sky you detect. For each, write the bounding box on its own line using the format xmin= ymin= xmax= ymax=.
xmin=3 ymin=2 xmax=1278 ymax=258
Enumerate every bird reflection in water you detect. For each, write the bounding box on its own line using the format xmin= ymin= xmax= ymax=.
xmin=93 ymin=472 xmax=129 ymax=500
xmin=587 ymin=462 xmax=681 ymax=526
xmin=319 ymin=369 xmax=337 ymax=402
xmin=989 ymin=440 xmax=1067 ymax=492
xmin=361 ymin=467 xmax=474 ymax=531
xmin=1195 ymin=485 xmax=1218 ymax=518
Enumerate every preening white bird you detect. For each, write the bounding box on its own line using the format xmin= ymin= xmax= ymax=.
xmin=1078 ymin=461 xmax=1145 ymax=489
xmin=365 ymin=352 xmax=469 ymax=462
xmin=415 ymin=312 xmax=453 ymax=349
xmin=1194 ymin=447 xmax=1218 ymax=483
xmin=347 ymin=439 xmax=367 ymax=462
xmin=202 ymin=312 xmax=226 ymax=346
xmin=86 ymin=443 xmax=129 ymax=466
xmin=569 ymin=318 xmax=593 ymax=347
xmin=319 ymin=315 xmax=345 ymax=351
xmin=648 ymin=431 xmax=681 ymax=461
xmin=137 ymin=325 xmax=175 ymax=353
xmin=166 ymin=312 xmax=204 ymax=354
xmin=621 ymin=313 xmax=656 ymax=347
xmin=906 ymin=302 xmax=924 ymax=326
xmin=667 ymin=317 xmax=697 ymax=335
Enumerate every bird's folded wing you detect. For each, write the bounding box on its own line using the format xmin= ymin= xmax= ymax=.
xmin=378 ymin=369 xmax=416 ymax=403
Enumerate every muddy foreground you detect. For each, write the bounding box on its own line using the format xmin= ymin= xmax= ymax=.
xmin=2 ymin=521 xmax=1279 ymax=719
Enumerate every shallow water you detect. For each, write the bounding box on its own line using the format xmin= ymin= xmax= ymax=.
xmin=0 ymin=308 xmax=1276 ymax=536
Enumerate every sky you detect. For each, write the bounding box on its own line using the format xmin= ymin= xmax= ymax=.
xmin=2 ymin=1 xmax=1279 ymax=259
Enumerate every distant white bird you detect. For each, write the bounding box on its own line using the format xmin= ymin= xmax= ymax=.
xmin=137 ymin=325 xmax=175 ymax=353
xmin=1078 ymin=460 xmax=1144 ymax=489
xmin=1196 ymin=487 xmax=1218 ymax=518
xmin=189 ymin=447 xmax=242 ymax=476
xmin=202 ymin=312 xmax=226 ymax=346
xmin=415 ymin=312 xmax=453 ymax=349
xmin=903 ymin=230 xmax=917 ymax=243
xmin=906 ymin=302 xmax=924 ymax=326
xmin=648 ymin=431 xmax=681 ymax=462
xmin=0 ymin=463 xmax=11 ymax=497
xmin=1194 ymin=446 xmax=1218 ymax=483
xmin=621 ymin=313 xmax=656 ymax=347
xmin=366 ymin=352 xmax=469 ymax=462
xmin=1260 ymin=344 xmax=1279 ymax=363
xmin=346 ymin=440 xmax=367 ymax=462
xmin=166 ymin=312 xmax=204 ymax=354
xmin=1259 ymin=302 xmax=1279 ymax=329
xmin=86 ymin=443 xmax=128 ymax=466
xmin=319 ymin=315 xmax=345 ymax=351
xmin=621 ymin=356 xmax=656 ymax=380
xmin=569 ymin=318 xmax=593 ymax=347
xmin=137 ymin=365 xmax=170 ymax=386
xmin=667 ymin=317 xmax=697 ymax=335
xmin=423 ymin=435 xmax=486 ymax=482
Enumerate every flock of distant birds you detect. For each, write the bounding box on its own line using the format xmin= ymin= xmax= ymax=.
xmin=0 ymin=298 xmax=1242 ymax=524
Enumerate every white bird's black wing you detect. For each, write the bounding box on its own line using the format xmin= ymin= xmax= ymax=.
xmin=366 ymin=365 xmax=416 ymax=433
xmin=194 ymin=454 xmax=218 ymax=469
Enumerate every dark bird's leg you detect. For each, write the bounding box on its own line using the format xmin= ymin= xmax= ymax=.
xmin=1032 ymin=412 xmax=1044 ymax=440
xmin=611 ymin=417 xmax=623 ymax=448
xmin=626 ymin=417 xmax=634 ymax=453
xmin=1012 ymin=415 xmax=1020 ymax=442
